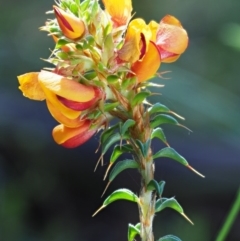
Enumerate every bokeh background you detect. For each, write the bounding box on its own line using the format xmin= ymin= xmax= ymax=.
xmin=0 ymin=0 xmax=240 ymax=240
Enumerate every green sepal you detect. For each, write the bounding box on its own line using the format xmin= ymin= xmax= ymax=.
xmin=120 ymin=119 xmax=136 ymax=136
xmin=147 ymin=180 xmax=165 ymax=196
xmin=150 ymin=114 xmax=178 ymax=129
xmin=158 ymin=235 xmax=182 ymax=241
xmin=109 ymin=159 xmax=139 ymax=182
xmin=56 ymin=39 xmax=70 ymax=49
xmin=153 ymin=147 xmax=188 ymax=166
xmin=151 ymin=128 xmax=168 ymax=145
xmin=104 ymin=102 xmax=119 ymax=112
xmin=122 ymin=77 xmax=137 ymax=90
xmin=103 ymin=33 xmax=114 ymax=65
xmin=84 ymin=71 xmax=97 ymax=80
xmin=110 ymin=144 xmax=133 ymax=164
xmin=128 ymin=223 xmax=140 ymax=241
xmin=136 ymin=139 xmax=151 ymax=158
xmin=148 ymin=103 xmax=170 ymax=115
xmin=131 ymin=91 xmax=151 ymax=107
xmin=107 ymin=75 xmax=120 ymax=84
xmin=80 ymin=0 xmax=90 ymax=12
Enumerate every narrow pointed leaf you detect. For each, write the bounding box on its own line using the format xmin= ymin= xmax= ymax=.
xmin=102 ymin=133 xmax=123 ymax=154
xmin=148 ymin=103 xmax=170 ymax=115
xmin=103 ymin=189 xmax=139 ymax=206
xmin=109 ymin=159 xmax=139 ymax=182
xmin=155 ymin=198 xmax=168 ymax=212
xmin=153 ymin=147 xmax=188 ymax=166
xmin=135 ymin=139 xmax=151 ymax=158
xmin=147 ymin=179 xmax=162 ymax=195
xmin=110 ymin=144 xmax=133 ymax=163
xmin=131 ymin=91 xmax=151 ymax=107
xmin=158 ymin=181 xmax=166 ymax=196
xmin=120 ymin=119 xmax=136 ymax=136
xmin=150 ymin=114 xmax=178 ymax=128
xmin=158 ymin=235 xmax=182 ymax=241
xmin=100 ymin=123 xmax=119 ymax=146
xmin=128 ymin=223 xmax=140 ymax=241
xmin=151 ymin=128 xmax=168 ymax=145
xmin=104 ymin=102 xmax=119 ymax=112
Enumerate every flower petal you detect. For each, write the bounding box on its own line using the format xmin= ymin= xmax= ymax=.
xmin=102 ymin=0 xmax=132 ymax=27
xmin=156 ymin=15 xmax=188 ymax=55
xmin=131 ymin=41 xmax=161 ymax=82
xmin=52 ymin=121 xmax=96 ymax=148
xmin=53 ymin=5 xmax=85 ymax=40
xmin=118 ymin=18 xmax=152 ymax=63
xmin=57 ymin=87 xmax=103 ymax=111
xmin=46 ymin=100 xmax=83 ymax=128
xmin=38 ymin=70 xmax=96 ymax=102
xmin=18 ymin=72 xmax=45 ymax=101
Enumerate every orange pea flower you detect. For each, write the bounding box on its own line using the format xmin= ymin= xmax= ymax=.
xmin=155 ymin=15 xmax=188 ymax=63
xmin=52 ymin=120 xmax=96 ymax=148
xmin=18 ymin=71 xmax=103 ymax=125
xmin=53 ymin=5 xmax=85 ymax=40
xmin=102 ymin=0 xmax=132 ymax=27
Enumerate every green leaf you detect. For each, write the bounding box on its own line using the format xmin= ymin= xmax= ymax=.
xmin=107 ymin=75 xmax=120 ymax=84
xmin=156 ymin=197 xmax=183 ymax=213
xmin=155 ymin=198 xmax=168 ymax=212
xmin=147 ymin=180 xmax=165 ymax=196
xmin=110 ymin=144 xmax=133 ymax=164
xmin=158 ymin=235 xmax=182 ymax=241
xmin=102 ymin=133 xmax=122 ymax=155
xmin=103 ymin=33 xmax=114 ymax=65
xmin=100 ymin=123 xmax=119 ymax=145
xmin=128 ymin=223 xmax=140 ymax=241
xmin=56 ymin=39 xmax=70 ymax=49
xmin=109 ymin=159 xmax=139 ymax=182
xmin=150 ymin=114 xmax=178 ymax=129
xmin=80 ymin=0 xmax=90 ymax=11
xmin=103 ymin=189 xmax=138 ymax=206
xmin=84 ymin=71 xmax=97 ymax=80
xmin=104 ymin=102 xmax=119 ymax=112
xmin=148 ymin=103 xmax=170 ymax=115
xmin=155 ymin=198 xmax=194 ymax=224
xmin=135 ymin=139 xmax=151 ymax=158
xmin=93 ymin=189 xmax=139 ymax=217
xmin=131 ymin=91 xmax=151 ymax=107
xmin=151 ymin=128 xmax=168 ymax=145
xmin=120 ymin=119 xmax=136 ymax=136
xmin=158 ymin=181 xmax=166 ymax=196
xmin=122 ymin=77 xmax=137 ymax=90
xmin=153 ymin=147 xmax=188 ymax=166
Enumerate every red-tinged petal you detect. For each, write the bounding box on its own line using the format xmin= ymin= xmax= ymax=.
xmin=131 ymin=41 xmax=161 ymax=82
xmin=102 ymin=0 xmax=132 ymax=27
xmin=40 ymin=83 xmax=81 ymax=119
xmin=38 ymin=71 xmax=96 ymax=102
xmin=18 ymin=72 xmax=45 ymax=101
xmin=57 ymin=87 xmax=103 ymax=111
xmin=156 ymin=15 xmax=188 ymax=55
xmin=157 ymin=46 xmax=180 ymax=63
xmin=53 ymin=5 xmax=85 ymax=40
xmin=52 ymin=122 xmax=96 ymax=148
xmin=46 ymin=100 xmax=84 ymax=128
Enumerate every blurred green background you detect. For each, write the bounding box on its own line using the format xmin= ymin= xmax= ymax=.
xmin=0 ymin=0 xmax=240 ymax=240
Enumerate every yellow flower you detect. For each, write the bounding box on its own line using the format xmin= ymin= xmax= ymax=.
xmin=102 ymin=0 xmax=132 ymax=27
xmin=53 ymin=5 xmax=85 ymax=40
xmin=18 ymin=71 xmax=103 ymax=125
xmin=52 ymin=121 xmax=96 ymax=148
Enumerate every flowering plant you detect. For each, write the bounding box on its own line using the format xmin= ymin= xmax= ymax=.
xmin=17 ymin=0 xmax=204 ymax=240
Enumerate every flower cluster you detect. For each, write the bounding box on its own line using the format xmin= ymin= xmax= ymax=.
xmin=18 ymin=0 xmax=188 ymax=148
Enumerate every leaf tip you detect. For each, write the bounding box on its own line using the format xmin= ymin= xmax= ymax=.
xmin=92 ymin=205 xmax=105 ymax=217
xmin=181 ymin=212 xmax=194 ymax=225
xmin=187 ymin=165 xmax=205 ymax=178
xmin=101 ymin=181 xmax=111 ymax=197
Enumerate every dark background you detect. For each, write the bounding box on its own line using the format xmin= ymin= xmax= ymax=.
xmin=0 ymin=0 xmax=240 ymax=240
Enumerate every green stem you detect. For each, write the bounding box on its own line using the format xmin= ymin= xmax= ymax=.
xmin=215 ymin=187 xmax=240 ymax=241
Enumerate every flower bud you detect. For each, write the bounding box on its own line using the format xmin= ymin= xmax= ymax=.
xmin=53 ymin=5 xmax=85 ymax=40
